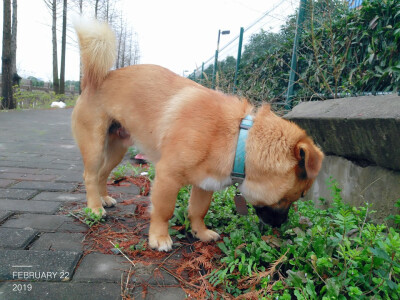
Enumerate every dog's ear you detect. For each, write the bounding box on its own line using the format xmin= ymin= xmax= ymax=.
xmin=257 ymin=104 xmax=272 ymax=116
xmin=295 ymin=138 xmax=324 ymax=179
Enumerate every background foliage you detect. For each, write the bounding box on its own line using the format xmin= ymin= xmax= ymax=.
xmin=193 ymin=0 xmax=400 ymax=106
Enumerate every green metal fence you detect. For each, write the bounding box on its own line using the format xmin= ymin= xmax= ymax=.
xmin=188 ymin=0 xmax=400 ymax=112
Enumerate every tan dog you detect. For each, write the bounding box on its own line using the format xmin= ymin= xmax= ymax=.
xmin=72 ymin=20 xmax=324 ymax=251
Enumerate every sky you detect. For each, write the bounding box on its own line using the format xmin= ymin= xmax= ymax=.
xmin=0 ymin=0 xmax=297 ymax=81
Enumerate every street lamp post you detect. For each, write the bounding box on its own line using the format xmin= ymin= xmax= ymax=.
xmin=212 ymin=29 xmax=230 ymax=89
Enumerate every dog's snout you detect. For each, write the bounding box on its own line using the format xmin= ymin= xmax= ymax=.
xmin=254 ymin=205 xmax=289 ymax=227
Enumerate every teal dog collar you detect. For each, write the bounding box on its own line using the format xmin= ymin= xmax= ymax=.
xmin=231 ymin=115 xmax=253 ymax=179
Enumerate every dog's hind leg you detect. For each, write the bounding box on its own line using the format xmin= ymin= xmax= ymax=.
xmin=72 ymin=109 xmax=109 ymax=216
xmin=188 ymin=186 xmax=220 ymax=242
xmin=98 ymin=136 xmax=128 ymax=207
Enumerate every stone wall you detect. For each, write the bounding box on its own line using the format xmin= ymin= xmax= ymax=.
xmin=285 ymin=94 xmax=400 ymax=221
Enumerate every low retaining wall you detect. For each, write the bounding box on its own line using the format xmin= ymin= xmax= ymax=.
xmin=305 ymin=156 xmax=400 ymax=222
xmin=285 ymin=94 xmax=400 ymax=221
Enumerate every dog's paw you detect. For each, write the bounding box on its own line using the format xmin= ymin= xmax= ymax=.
xmin=194 ymin=229 xmax=220 ymax=242
xmin=89 ymin=206 xmax=106 ymax=216
xmin=101 ymin=196 xmax=117 ymax=207
xmin=148 ymin=234 xmax=173 ymax=252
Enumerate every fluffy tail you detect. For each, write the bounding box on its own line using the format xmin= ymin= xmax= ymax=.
xmin=74 ymin=18 xmax=116 ymax=89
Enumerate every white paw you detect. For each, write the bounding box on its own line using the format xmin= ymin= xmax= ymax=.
xmin=194 ymin=229 xmax=220 ymax=242
xmin=148 ymin=234 xmax=173 ymax=252
xmin=101 ymin=196 xmax=117 ymax=207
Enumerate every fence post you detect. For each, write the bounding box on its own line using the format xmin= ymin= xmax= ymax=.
xmin=233 ymin=27 xmax=244 ymax=94
xmin=212 ymin=49 xmax=219 ymax=89
xmin=285 ymin=0 xmax=307 ymax=110
xmin=201 ymin=62 xmax=204 ymax=83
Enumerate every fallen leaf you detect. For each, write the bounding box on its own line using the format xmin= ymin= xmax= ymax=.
xmin=261 ymin=235 xmax=282 ymax=248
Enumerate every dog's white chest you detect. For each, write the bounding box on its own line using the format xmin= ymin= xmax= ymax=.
xmin=198 ymin=177 xmax=232 ymax=191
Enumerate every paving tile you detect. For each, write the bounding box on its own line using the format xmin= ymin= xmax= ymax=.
xmin=57 ymin=220 xmax=88 ymax=233
xmin=0 ymin=200 xmax=61 ymax=214
xmin=0 ymin=160 xmax=22 ymax=168
xmin=9 ymin=181 xmax=77 ymax=192
xmin=0 ymin=211 xmax=13 ymax=223
xmin=0 ymin=179 xmax=16 ymax=188
xmin=39 ymin=168 xmax=78 ymax=175
xmin=0 ymin=282 xmax=121 ymax=300
xmin=107 ymin=184 xmax=140 ymax=197
xmin=0 ymin=249 xmax=82 ymax=281
xmin=0 ymin=228 xmax=38 ymax=250
xmin=2 ymin=161 xmax=79 ymax=171
xmin=131 ymin=286 xmax=186 ymax=300
xmin=0 ymin=153 xmax=40 ymax=159
xmin=133 ymin=263 xmax=179 ymax=286
xmin=31 ymin=191 xmax=86 ymax=202
xmin=0 ymin=173 xmax=56 ymax=181
xmin=0 ymin=167 xmax=43 ymax=174
xmin=30 ymin=233 xmax=84 ymax=251
xmin=73 ymin=252 xmax=131 ymax=283
xmin=51 ymin=158 xmax=82 ymax=165
xmin=54 ymin=173 xmax=83 ymax=183
xmin=31 ymin=192 xmax=86 ymax=202
xmin=1 ymin=214 xmax=68 ymax=231
xmin=0 ymin=189 xmax=38 ymax=200
xmin=0 ymin=156 xmax=51 ymax=163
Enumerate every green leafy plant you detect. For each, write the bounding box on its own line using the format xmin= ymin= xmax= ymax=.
xmin=80 ymin=207 xmax=105 ymax=227
xmin=111 ymin=163 xmax=135 ymax=181
xmin=170 ymin=186 xmax=191 ymax=236
xmin=388 ymin=199 xmax=400 ymax=229
xmin=170 ymin=178 xmax=400 ymax=298
xmin=146 ymin=163 xmax=155 ymax=181
xmin=111 ymin=162 xmax=152 ymax=181
xmin=130 ymin=239 xmax=147 ymax=251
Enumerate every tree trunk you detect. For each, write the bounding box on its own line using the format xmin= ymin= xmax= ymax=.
xmin=95 ymin=0 xmax=99 ymax=19
xmin=59 ymin=0 xmax=67 ymax=95
xmin=121 ymin=25 xmax=126 ymax=67
xmin=11 ymin=0 xmax=17 ymax=76
xmin=116 ymin=22 xmax=122 ymax=68
xmin=2 ymin=0 xmax=14 ymax=109
xmin=51 ymin=0 xmax=59 ymax=94
xmin=105 ymin=0 xmax=109 ymax=22
xmin=79 ymin=0 xmax=82 ymax=94
xmin=127 ymin=32 xmax=132 ymax=66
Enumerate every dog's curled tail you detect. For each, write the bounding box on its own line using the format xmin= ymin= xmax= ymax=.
xmin=74 ymin=18 xmax=116 ymax=89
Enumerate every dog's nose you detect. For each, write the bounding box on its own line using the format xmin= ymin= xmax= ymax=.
xmin=254 ymin=205 xmax=289 ymax=227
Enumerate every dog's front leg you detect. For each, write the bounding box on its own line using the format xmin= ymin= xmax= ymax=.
xmin=148 ymin=166 xmax=181 ymax=252
xmin=188 ymin=186 xmax=220 ymax=242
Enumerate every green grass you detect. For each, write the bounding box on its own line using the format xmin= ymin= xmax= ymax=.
xmin=171 ymin=178 xmax=400 ymax=299
xmin=110 ymin=162 xmax=147 ymax=181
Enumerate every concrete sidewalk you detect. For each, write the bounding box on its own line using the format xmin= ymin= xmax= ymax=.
xmin=0 ymin=109 xmax=185 ymax=299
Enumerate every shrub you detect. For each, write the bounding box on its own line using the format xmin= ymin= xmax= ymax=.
xmin=13 ymin=87 xmax=78 ymax=109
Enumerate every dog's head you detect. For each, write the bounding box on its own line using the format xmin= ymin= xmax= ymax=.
xmin=240 ymin=105 xmax=324 ymax=227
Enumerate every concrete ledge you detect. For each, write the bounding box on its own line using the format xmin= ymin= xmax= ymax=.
xmin=305 ymin=156 xmax=400 ymax=222
xmin=285 ymin=94 xmax=400 ymax=171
